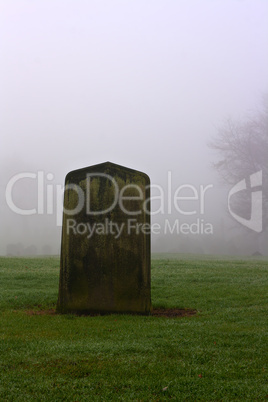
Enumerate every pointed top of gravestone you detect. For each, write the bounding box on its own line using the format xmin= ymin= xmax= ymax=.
xmin=66 ymin=161 xmax=150 ymax=182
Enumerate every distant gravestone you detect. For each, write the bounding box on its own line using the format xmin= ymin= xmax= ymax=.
xmin=56 ymin=162 xmax=151 ymax=315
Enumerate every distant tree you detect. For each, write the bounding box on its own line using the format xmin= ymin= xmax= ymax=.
xmin=209 ymin=95 xmax=268 ymax=232
xmin=23 ymin=245 xmax=37 ymax=256
xmin=6 ymin=243 xmax=24 ymax=256
xmin=42 ymin=244 xmax=52 ymax=255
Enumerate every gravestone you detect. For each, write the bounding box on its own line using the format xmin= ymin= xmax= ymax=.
xmin=56 ymin=161 xmax=151 ymax=315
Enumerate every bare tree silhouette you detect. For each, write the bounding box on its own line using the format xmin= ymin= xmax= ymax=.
xmin=209 ymin=95 xmax=268 ymax=234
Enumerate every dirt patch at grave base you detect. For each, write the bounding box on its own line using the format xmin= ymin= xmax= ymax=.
xmin=25 ymin=307 xmax=197 ymax=318
xmin=151 ymin=308 xmax=197 ymax=318
xmin=26 ymin=308 xmax=56 ymax=316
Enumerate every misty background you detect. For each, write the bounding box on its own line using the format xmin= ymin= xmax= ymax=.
xmin=1 ymin=0 xmax=268 ymax=256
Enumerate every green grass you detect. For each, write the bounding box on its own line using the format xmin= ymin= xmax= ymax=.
xmin=0 ymin=255 xmax=267 ymax=401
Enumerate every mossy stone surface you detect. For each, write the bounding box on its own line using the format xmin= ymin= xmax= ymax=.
xmin=57 ymin=162 xmax=151 ymax=315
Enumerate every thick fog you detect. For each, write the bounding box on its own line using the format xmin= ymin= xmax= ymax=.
xmin=1 ymin=0 xmax=268 ymax=256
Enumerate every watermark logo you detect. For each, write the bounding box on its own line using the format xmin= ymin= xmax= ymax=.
xmin=66 ymin=217 xmax=213 ymax=239
xmin=228 ymin=170 xmax=262 ymax=233
xmin=4 ymin=170 xmax=214 ymax=236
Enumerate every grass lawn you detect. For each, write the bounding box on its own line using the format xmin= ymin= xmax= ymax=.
xmin=0 ymin=255 xmax=267 ymax=401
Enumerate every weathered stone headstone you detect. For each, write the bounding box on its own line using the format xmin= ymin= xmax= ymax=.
xmin=56 ymin=161 xmax=151 ymax=315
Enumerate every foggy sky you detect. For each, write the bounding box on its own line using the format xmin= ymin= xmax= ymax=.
xmin=1 ymin=0 xmax=268 ymax=255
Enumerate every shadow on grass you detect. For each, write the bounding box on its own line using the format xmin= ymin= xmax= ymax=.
xmin=24 ymin=307 xmax=197 ymax=318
